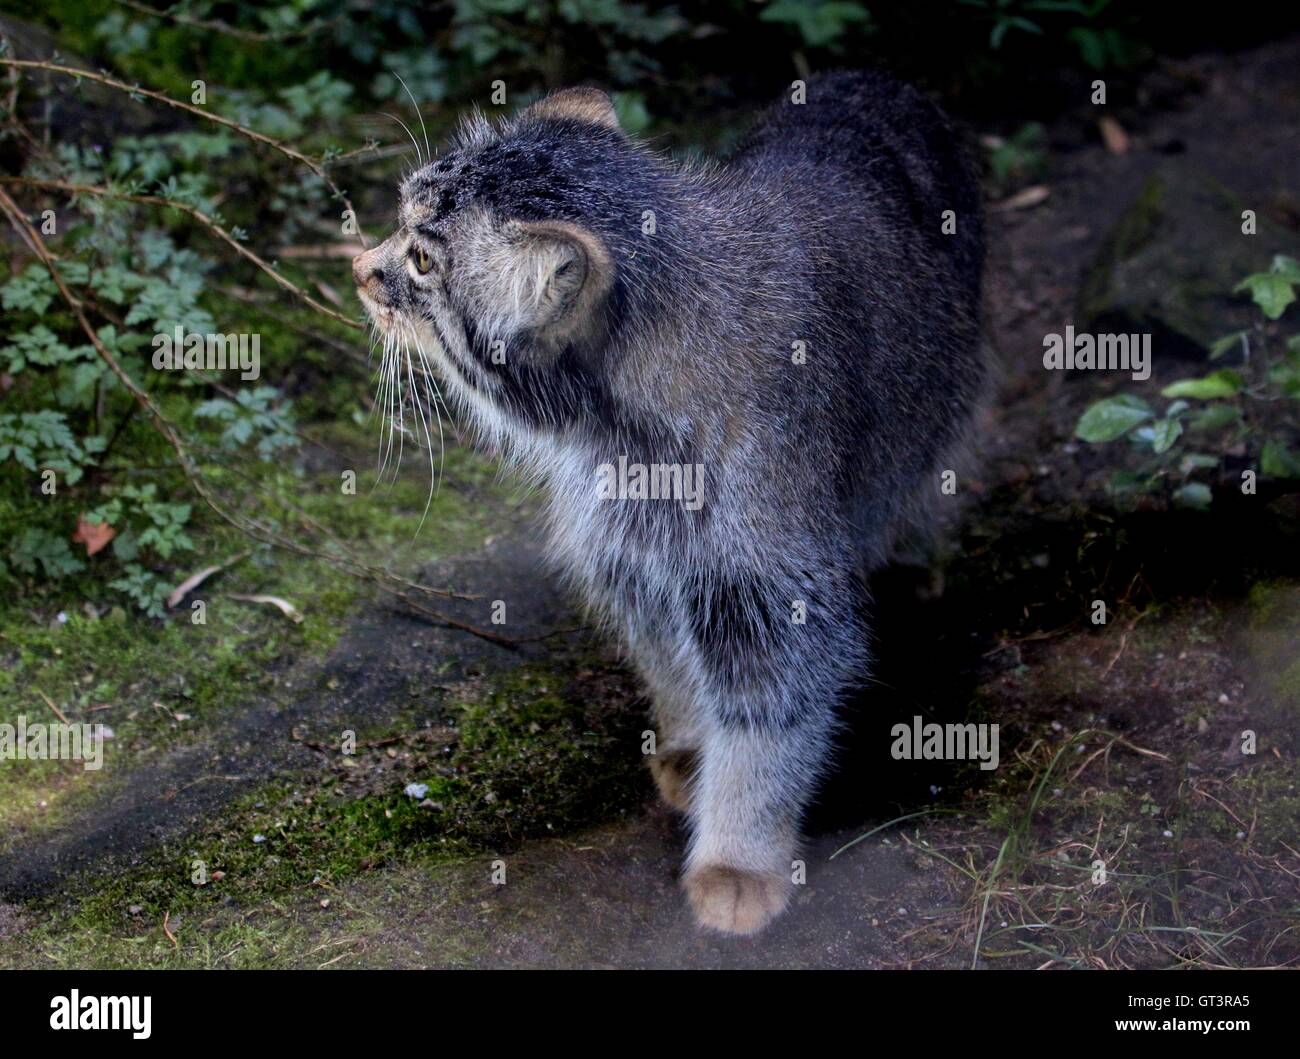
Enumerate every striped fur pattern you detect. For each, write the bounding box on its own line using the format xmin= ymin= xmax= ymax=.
xmin=354 ymin=70 xmax=985 ymax=934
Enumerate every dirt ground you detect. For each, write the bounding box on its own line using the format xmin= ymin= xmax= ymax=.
xmin=1 ymin=39 xmax=1297 ymax=970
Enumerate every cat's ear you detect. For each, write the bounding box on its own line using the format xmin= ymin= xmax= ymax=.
xmin=499 ymin=219 xmax=613 ymax=353
xmin=520 ymin=87 xmax=621 ymax=134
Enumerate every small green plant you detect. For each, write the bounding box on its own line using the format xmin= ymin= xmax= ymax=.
xmin=1076 ymin=257 xmax=1300 ymax=509
xmin=760 ymin=0 xmax=872 ymax=49
xmin=960 ymin=0 xmax=1140 ymax=68
xmin=984 ymin=122 xmax=1047 ymax=193
xmin=195 ymin=389 xmax=297 ymax=459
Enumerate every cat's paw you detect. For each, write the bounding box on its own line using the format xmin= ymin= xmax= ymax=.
xmin=683 ymin=864 xmax=790 ymax=935
xmin=647 ymin=748 xmax=696 ymax=813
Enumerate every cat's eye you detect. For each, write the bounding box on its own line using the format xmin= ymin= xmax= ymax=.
xmin=411 ymin=245 xmax=433 ymax=275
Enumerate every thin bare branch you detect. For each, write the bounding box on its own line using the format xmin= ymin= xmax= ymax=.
xmin=0 ymin=57 xmax=367 ymax=247
xmin=112 ymin=0 xmax=342 ymax=43
xmin=2 ymin=176 xmax=362 ymax=329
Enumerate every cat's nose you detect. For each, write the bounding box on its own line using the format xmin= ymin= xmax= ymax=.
xmin=352 ymin=247 xmax=385 ymax=291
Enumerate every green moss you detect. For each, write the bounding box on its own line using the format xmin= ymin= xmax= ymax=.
xmin=0 ymin=419 xmax=532 ymax=864
xmin=1079 ymin=174 xmax=1165 ymax=321
xmin=4 ymin=652 xmax=645 ymax=967
xmin=433 ymin=663 xmax=645 ymax=845
xmin=1247 ymin=579 xmax=1300 ymax=632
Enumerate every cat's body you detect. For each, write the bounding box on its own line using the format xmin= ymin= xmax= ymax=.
xmin=354 ymin=70 xmax=984 ymax=934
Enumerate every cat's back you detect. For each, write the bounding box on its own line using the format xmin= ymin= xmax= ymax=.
xmin=719 ymin=71 xmax=986 ymax=558
xmin=729 ymin=69 xmax=982 ymax=299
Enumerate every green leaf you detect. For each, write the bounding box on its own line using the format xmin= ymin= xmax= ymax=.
xmin=1151 ymin=416 xmax=1183 ymax=454
xmin=1208 ymin=331 xmax=1246 ymax=360
xmin=1268 ymin=354 xmax=1300 ymax=398
xmin=1235 ymin=271 xmax=1295 ymax=320
xmin=1075 ymin=394 xmax=1153 ymax=442
xmin=109 ymin=562 xmax=169 ymax=617
xmin=0 ymin=264 xmax=58 ymax=314
xmin=1261 ymin=440 xmax=1300 ymax=478
xmin=1173 ymin=482 xmax=1212 ymax=510
xmin=1271 ymin=254 xmax=1300 ymax=283
xmin=8 ymin=527 xmax=85 ymax=578
xmin=2 ymin=326 xmax=88 ymax=373
xmin=611 ymin=92 xmax=652 ymax=137
xmin=1160 ymin=369 xmax=1244 ymax=400
xmin=759 ymin=0 xmax=871 ymax=48
xmin=1104 ymin=469 xmax=1146 ymax=501
xmin=1189 ymin=403 xmax=1241 ymax=432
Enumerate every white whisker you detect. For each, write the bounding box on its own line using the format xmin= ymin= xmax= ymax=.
xmin=381 ymin=111 xmax=423 ymax=166
xmin=393 ymin=71 xmax=431 ymax=165
xmin=400 ymin=330 xmax=437 ymax=532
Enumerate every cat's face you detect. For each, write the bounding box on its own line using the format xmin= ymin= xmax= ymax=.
xmin=353 ymin=89 xmax=626 ymax=439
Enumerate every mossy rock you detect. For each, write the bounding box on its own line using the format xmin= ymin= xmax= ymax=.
xmin=1079 ymin=163 xmax=1300 ymax=360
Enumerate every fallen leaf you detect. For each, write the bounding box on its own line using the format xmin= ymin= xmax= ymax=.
xmin=1098 ymin=115 xmax=1129 ymax=154
xmin=229 ymin=593 xmax=305 ymax=623
xmin=72 ymin=515 xmax=115 ymax=557
xmin=166 ymin=550 xmax=250 ymax=609
xmin=994 ymin=185 xmax=1050 ymax=211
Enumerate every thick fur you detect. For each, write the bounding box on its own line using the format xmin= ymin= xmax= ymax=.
xmin=354 ymin=71 xmax=985 ymax=935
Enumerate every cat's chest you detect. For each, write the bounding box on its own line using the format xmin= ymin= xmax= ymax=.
xmin=530 ymin=439 xmax=689 ymax=601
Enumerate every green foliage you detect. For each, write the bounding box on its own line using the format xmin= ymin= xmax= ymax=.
xmin=959 ymin=0 xmax=1141 ymax=68
xmin=0 ymin=0 xmax=1172 ymax=622
xmin=760 ymin=1 xmax=872 ymax=49
xmin=0 ymin=411 xmax=104 ymax=485
xmin=984 ymin=123 xmax=1046 ymax=193
xmin=90 ymin=484 xmax=194 ymax=562
xmin=1234 ymin=255 xmax=1300 ymax=321
xmin=1077 ymin=265 xmax=1300 ymax=508
xmin=1160 ymin=369 xmax=1244 ymax=400
xmin=0 ymin=121 xmax=306 ymax=613
xmin=1075 ymin=393 xmax=1151 ymax=443
xmin=8 ymin=527 xmax=85 ymax=578
xmin=195 ymin=389 xmax=297 ymax=458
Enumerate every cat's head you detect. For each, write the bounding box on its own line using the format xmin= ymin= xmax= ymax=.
xmin=353 ymin=87 xmax=640 ymax=440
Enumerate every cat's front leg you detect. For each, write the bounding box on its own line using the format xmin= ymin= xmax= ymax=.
xmin=674 ymin=566 xmax=860 ymax=934
xmin=682 ymin=708 xmax=832 ymax=934
xmin=635 ymin=650 xmax=705 ymax=814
